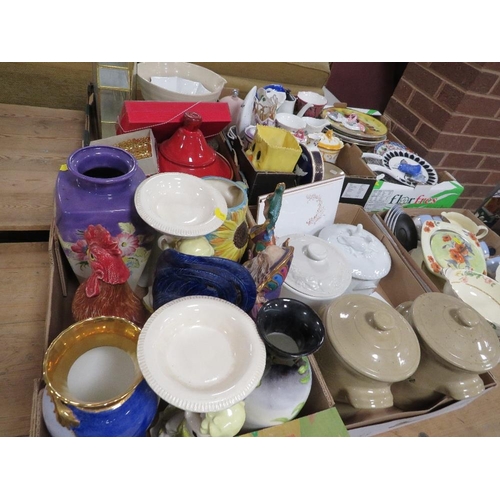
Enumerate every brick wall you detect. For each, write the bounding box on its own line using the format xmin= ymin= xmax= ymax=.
xmin=383 ymin=62 xmax=500 ymax=211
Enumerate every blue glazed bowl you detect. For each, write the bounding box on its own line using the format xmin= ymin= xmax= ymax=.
xmin=42 ymin=316 xmax=159 ymax=437
xmin=153 ymin=249 xmax=257 ymax=312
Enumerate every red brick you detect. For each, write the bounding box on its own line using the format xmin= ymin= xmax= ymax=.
xmin=479 ymin=156 xmax=500 ymax=170
xmin=414 ymin=122 xmax=440 ymax=148
xmin=403 ymin=63 xmax=443 ymax=97
xmin=464 ymin=198 xmax=485 ymax=211
xmin=473 ymin=138 xmax=500 ymax=155
xmin=441 ymin=152 xmax=484 ymax=169
xmin=393 ymin=78 xmax=414 ymax=104
xmin=456 ymin=94 xmax=500 ymax=117
xmin=435 ymin=83 xmax=465 ymax=111
xmin=463 ymin=117 xmax=500 ymax=137
xmin=433 ymin=132 xmax=476 ymax=152
xmin=384 ymin=99 xmax=420 ymax=132
xmin=430 ymin=63 xmax=481 ymax=89
xmin=452 ymin=169 xmax=491 ymax=185
xmin=483 ymin=63 xmax=500 ymax=73
xmin=470 ymin=72 xmax=499 ymax=93
xmin=442 ymin=115 xmax=469 ymax=133
xmin=409 ymin=90 xmax=452 ymax=130
xmin=462 ymin=184 xmax=497 ymax=199
xmin=486 ymin=171 xmax=500 ymax=185
xmin=489 ymin=78 xmax=500 ymax=97
xmin=452 ymin=197 xmax=471 ymax=209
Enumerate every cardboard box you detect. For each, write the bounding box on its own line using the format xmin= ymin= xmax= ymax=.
xmin=116 ymin=101 xmax=232 ymax=143
xmin=333 ymin=143 xmax=464 ymax=212
xmin=91 ymin=128 xmax=159 ymax=177
xmin=229 ymin=131 xmax=297 ymax=206
xmin=329 ymin=204 xmax=496 ymax=436
xmin=372 ymin=207 xmax=500 ymax=294
xmin=29 ymin=228 xmax=349 ymax=438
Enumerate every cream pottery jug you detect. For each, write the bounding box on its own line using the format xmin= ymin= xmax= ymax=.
xmin=392 ymin=292 xmax=500 ymax=410
xmin=315 ymin=294 xmax=421 ymax=409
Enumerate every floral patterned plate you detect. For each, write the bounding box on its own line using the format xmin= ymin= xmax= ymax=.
xmin=443 ymin=269 xmax=500 ymax=331
xmin=420 ymin=220 xmax=487 ymax=278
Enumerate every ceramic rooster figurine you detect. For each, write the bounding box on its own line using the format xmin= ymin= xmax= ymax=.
xmin=71 ymin=224 xmax=149 ymax=327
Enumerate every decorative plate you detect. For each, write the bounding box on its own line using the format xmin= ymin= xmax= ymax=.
xmin=420 ymin=220 xmax=487 ymax=278
xmin=374 ymin=140 xmax=411 ymax=156
xmin=325 ymin=127 xmax=386 ymax=146
xmin=134 ymin=172 xmax=227 ymax=237
xmin=443 ymin=269 xmax=500 ymax=331
xmin=137 ymin=295 xmax=267 ymax=413
xmin=321 ymin=107 xmax=388 ymax=140
xmin=383 ymin=150 xmax=438 ymax=186
xmin=295 ymin=143 xmax=324 ymax=185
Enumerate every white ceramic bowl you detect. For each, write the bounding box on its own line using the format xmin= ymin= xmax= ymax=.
xmin=137 ymin=295 xmax=267 ymax=413
xmin=275 ymin=113 xmax=306 ymax=133
xmin=150 ymin=76 xmax=210 ymax=96
xmin=134 ymin=172 xmax=227 ymax=237
xmin=137 ymin=62 xmax=226 ymax=102
xmin=443 ymin=268 xmax=500 ymax=331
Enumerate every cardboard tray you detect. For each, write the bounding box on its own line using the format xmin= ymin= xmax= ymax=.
xmin=373 ymin=207 xmax=500 ymax=293
xmin=330 ymin=204 xmax=497 ymax=436
xmin=29 ymin=227 xmax=348 ymax=437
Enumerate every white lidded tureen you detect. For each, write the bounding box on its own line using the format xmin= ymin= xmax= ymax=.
xmin=276 ymin=233 xmax=352 ymax=315
xmin=318 ymin=223 xmax=391 ymax=295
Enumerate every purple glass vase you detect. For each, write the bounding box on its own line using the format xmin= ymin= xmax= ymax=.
xmin=55 ymin=145 xmax=155 ymax=291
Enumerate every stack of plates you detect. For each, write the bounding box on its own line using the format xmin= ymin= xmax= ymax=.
xmin=321 ymin=107 xmax=387 ymax=147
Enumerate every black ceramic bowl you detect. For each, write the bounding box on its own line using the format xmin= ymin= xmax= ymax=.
xmin=256 ymin=298 xmax=325 ymax=361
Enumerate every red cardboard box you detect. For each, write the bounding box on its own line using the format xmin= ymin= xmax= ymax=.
xmin=116 ymin=101 xmax=232 ymax=143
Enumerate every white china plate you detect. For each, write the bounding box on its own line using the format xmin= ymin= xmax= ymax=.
xmin=443 ymin=269 xmax=500 ymax=330
xmin=236 ymin=85 xmax=257 ymax=136
xmin=137 ymin=296 xmax=266 ymax=413
xmin=420 ymin=220 xmax=487 ymax=278
xmin=134 ymin=173 xmax=227 ymax=237
xmin=383 ymin=150 xmax=438 ymax=186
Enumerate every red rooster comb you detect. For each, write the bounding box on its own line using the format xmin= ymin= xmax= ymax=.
xmin=84 ymin=224 xmax=122 ymax=256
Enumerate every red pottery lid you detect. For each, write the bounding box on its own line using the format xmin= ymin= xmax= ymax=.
xmin=158 ymin=112 xmax=233 ymax=179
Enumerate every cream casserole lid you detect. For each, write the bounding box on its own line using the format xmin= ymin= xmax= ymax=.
xmin=325 ymin=294 xmax=421 ymax=382
xmin=407 ymin=292 xmax=500 ymax=373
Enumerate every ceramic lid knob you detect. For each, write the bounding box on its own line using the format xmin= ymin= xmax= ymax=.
xmin=305 ymin=243 xmax=327 ymax=261
xmin=455 ymin=307 xmax=480 ymax=328
xmin=409 ymin=292 xmax=500 ymax=373
xmin=325 ymin=294 xmax=421 ymax=382
xmin=372 ymin=310 xmax=395 ymax=331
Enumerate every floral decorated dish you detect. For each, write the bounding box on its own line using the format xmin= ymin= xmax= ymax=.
xmin=134 ymin=172 xmax=227 ymax=237
xmin=420 ymin=220 xmax=487 ymax=278
xmin=443 ymin=269 xmax=500 ymax=331
xmin=137 ymin=295 xmax=266 ymax=413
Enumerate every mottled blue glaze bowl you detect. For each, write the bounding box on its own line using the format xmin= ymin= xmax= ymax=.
xmin=42 ymin=316 xmax=159 ymax=437
xmin=152 ymin=249 xmax=257 ymax=312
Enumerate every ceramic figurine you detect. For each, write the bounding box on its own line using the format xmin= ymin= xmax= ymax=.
xmin=241 ymin=298 xmax=325 ymax=433
xmin=55 ymin=145 xmax=155 ymax=292
xmin=152 ymin=248 xmax=257 ymax=313
xmin=243 ymin=242 xmax=294 ymax=319
xmin=153 ymin=402 xmax=246 ymax=437
xmin=71 ymin=224 xmax=149 ymax=327
xmin=248 ymin=182 xmax=285 ymax=255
